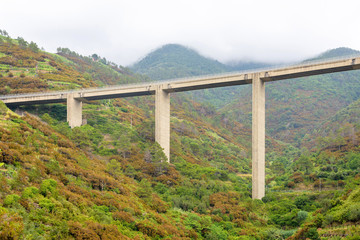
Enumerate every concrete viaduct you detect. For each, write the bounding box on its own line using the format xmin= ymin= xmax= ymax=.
xmin=1 ymin=56 xmax=360 ymax=199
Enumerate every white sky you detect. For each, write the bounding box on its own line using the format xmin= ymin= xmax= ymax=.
xmin=1 ymin=0 xmax=360 ymax=66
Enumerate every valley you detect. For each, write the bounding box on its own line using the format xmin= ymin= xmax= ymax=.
xmin=0 ymin=33 xmax=359 ymax=239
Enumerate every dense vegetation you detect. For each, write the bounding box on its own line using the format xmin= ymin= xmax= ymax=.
xmin=131 ymin=43 xmax=360 ymax=147
xmin=0 ymin=32 xmax=359 ymax=239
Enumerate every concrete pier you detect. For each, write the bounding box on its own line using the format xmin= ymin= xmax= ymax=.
xmin=252 ymin=73 xmax=265 ymax=199
xmin=67 ymin=93 xmax=83 ymax=128
xmin=155 ymin=85 xmax=170 ymax=162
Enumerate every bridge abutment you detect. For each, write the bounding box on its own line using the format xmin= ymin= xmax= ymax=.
xmin=67 ymin=93 xmax=83 ymax=128
xmin=252 ymin=73 xmax=265 ymax=200
xmin=155 ymin=85 xmax=170 ymax=162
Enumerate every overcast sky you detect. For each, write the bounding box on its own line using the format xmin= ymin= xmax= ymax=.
xmin=1 ymin=0 xmax=360 ymax=66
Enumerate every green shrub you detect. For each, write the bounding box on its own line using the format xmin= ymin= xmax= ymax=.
xmin=295 ymin=195 xmax=310 ymax=210
xmin=39 ymin=198 xmax=55 ymax=212
xmin=346 ymin=203 xmax=360 ymax=222
xmin=206 ymin=224 xmax=228 ymax=240
xmin=297 ymin=211 xmax=308 ymax=224
xmin=0 ymin=101 xmax=8 ymax=115
xmin=4 ymin=194 xmax=20 ymax=207
xmin=40 ymin=179 xmax=57 ymax=197
xmin=22 ymin=186 xmax=39 ymax=199
xmin=348 ymin=152 xmax=360 ymax=170
xmin=304 ymin=227 xmax=320 ymax=240
xmin=120 ymin=107 xmax=128 ymax=112
xmin=0 ymin=207 xmax=24 ymax=239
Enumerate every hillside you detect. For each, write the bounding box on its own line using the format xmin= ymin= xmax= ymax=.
xmin=305 ymin=47 xmax=360 ymax=61
xmin=0 ymin=34 xmax=262 ymax=239
xmin=131 ymin=44 xmax=229 ymax=80
xmin=306 ymin=97 xmax=360 ymax=152
xmin=131 ymin=43 xmax=360 ymax=146
xmin=0 ymin=36 xmax=145 ymax=95
xmin=220 ymin=68 xmax=360 ymax=145
xmin=0 ymin=34 xmax=360 ymax=239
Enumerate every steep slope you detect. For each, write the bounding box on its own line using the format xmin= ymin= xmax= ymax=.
xmin=305 ymin=97 xmax=360 ymax=152
xmin=0 ymin=35 xmax=271 ymax=239
xmin=1 ymin=34 xmax=359 ymax=239
xmin=218 ymin=48 xmax=360 ymax=146
xmin=0 ymin=38 xmax=143 ymax=95
xmin=1 ymin=101 xmax=247 ymax=239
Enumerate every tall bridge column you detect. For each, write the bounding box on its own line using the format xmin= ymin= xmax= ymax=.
xmin=155 ymin=85 xmax=170 ymax=162
xmin=252 ymin=73 xmax=265 ymax=199
xmin=67 ymin=93 xmax=82 ymax=128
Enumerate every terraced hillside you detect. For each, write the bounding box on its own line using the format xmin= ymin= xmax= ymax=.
xmin=0 ymin=34 xmax=359 ymax=239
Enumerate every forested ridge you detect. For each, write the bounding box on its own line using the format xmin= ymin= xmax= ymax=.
xmin=0 ymin=32 xmax=359 ymax=239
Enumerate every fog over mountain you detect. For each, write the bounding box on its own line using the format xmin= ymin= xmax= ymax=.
xmin=1 ymin=0 xmax=360 ymax=66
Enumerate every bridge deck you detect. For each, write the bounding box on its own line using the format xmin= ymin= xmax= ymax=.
xmin=1 ymin=56 xmax=360 ymax=105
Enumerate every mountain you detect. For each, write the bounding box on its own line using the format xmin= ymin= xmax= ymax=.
xmin=220 ymin=55 xmax=360 ymax=146
xmin=227 ymin=60 xmax=272 ymax=72
xmin=305 ymin=47 xmax=360 ymax=61
xmin=1 ymin=34 xmax=360 ymax=239
xmin=132 ymin=43 xmax=360 ymax=145
xmin=131 ymin=44 xmax=230 ymax=80
xmin=130 ymin=43 xmax=273 ymax=80
xmin=130 ymin=44 xmax=230 ymax=80
xmin=130 ymin=44 xmax=272 ymax=109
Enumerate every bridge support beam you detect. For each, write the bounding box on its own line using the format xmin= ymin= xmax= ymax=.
xmin=252 ymin=73 xmax=265 ymax=200
xmin=67 ymin=93 xmax=82 ymax=128
xmin=155 ymin=85 xmax=170 ymax=162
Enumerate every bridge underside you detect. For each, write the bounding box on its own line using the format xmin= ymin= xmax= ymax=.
xmin=5 ymin=98 xmax=66 ymax=107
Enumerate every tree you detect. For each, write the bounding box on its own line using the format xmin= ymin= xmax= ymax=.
xmin=334 ymin=135 xmax=346 ymax=151
xmin=17 ymin=37 xmax=28 ymax=48
xmin=272 ymin=160 xmax=285 ymax=175
xmin=106 ymin=159 xmax=122 ymax=177
xmin=143 ymin=143 xmax=169 ymax=176
xmin=29 ymin=41 xmax=39 ymax=52
xmin=347 ymin=152 xmax=360 ymax=170
xmin=92 ymin=54 xmax=99 ymax=61
xmin=136 ymin=179 xmax=152 ymax=199
xmin=0 ymin=30 xmax=9 ymax=37
xmin=118 ymin=133 xmax=131 ymax=158
xmin=296 ymin=154 xmax=313 ymax=174
xmin=144 ymin=149 xmax=152 ymax=163
xmin=206 ymin=224 xmax=228 ymax=240
xmin=297 ymin=211 xmax=308 ymax=225
xmin=124 ymin=165 xmax=136 ymax=178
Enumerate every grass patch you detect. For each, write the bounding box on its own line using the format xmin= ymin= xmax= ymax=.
xmin=48 ymin=52 xmax=75 ymax=65
xmin=0 ymin=64 xmax=10 ymax=70
xmin=206 ymin=130 xmax=224 ymax=140
xmin=38 ymin=62 xmax=57 ymax=72
xmin=47 ymin=81 xmax=82 ymax=88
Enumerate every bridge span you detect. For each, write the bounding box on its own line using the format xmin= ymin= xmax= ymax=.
xmin=1 ymin=56 xmax=360 ymax=199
